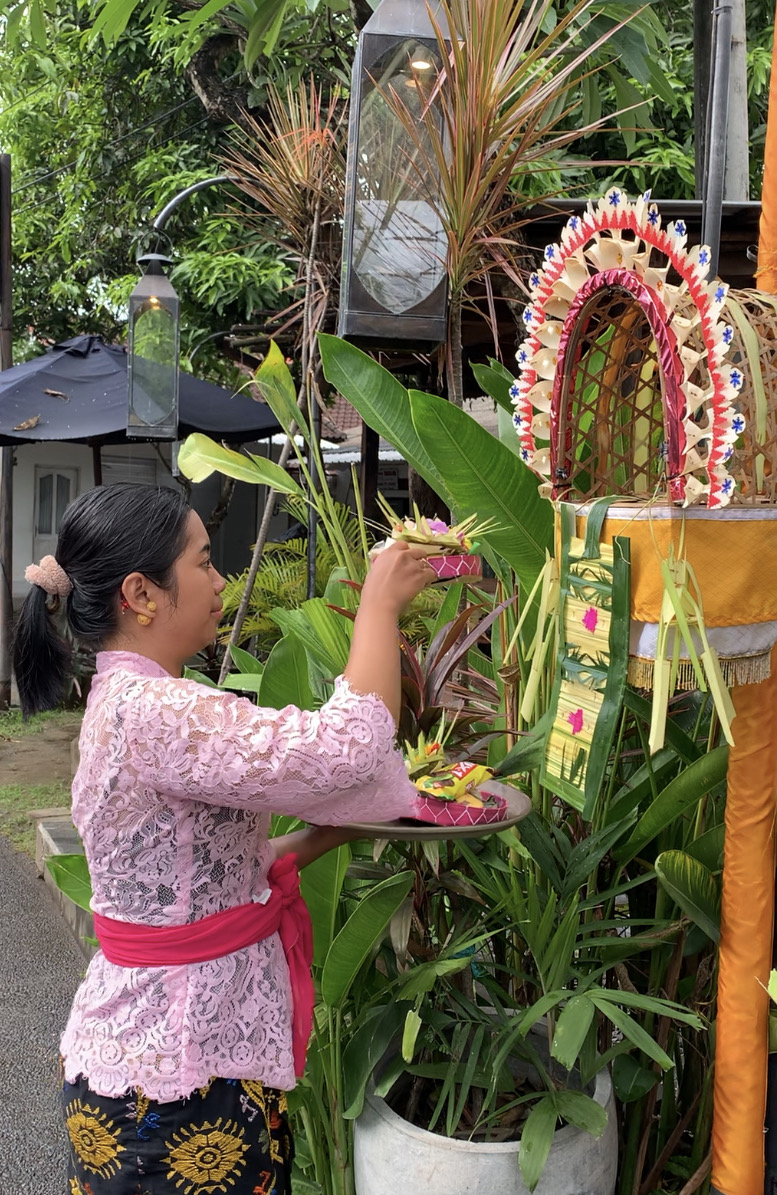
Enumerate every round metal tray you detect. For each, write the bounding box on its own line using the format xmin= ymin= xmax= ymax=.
xmin=343 ymin=780 xmax=531 ymax=841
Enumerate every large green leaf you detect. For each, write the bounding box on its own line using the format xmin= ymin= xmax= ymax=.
xmin=220 ymin=673 xmax=264 ymax=694
xmin=254 ymin=340 xmax=308 ymax=442
xmin=317 ymin=334 xmax=452 ymax=506
xmin=655 ymin=850 xmax=721 ymax=942
xmin=409 ymin=390 xmax=553 ymax=595
xmin=684 ymin=823 xmax=725 ymax=872
xmin=300 ymin=844 xmax=351 ymax=969
xmin=471 ymin=360 xmax=514 ymax=413
xmin=613 ymin=746 xmax=729 ymax=864
xmin=554 ymin=1090 xmax=608 ymax=1137
xmin=551 ymin=994 xmax=595 ymax=1071
xmin=611 ymin=1054 xmax=659 ymax=1103
xmin=271 ymin=599 xmax=352 ymax=677
xmin=46 ymin=854 xmax=93 ymax=912
xmin=321 ymin=871 xmax=414 ymax=1008
xmin=229 ymin=645 xmax=264 ymax=675
xmin=519 ymin=1094 xmax=559 ymax=1192
xmin=260 ymin=631 xmax=315 ymax=711
xmin=342 ymin=1001 xmax=411 ymax=1120
xmin=177 ymin=433 xmax=304 ymax=495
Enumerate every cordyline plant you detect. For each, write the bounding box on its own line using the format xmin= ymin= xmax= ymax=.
xmin=214 ymin=82 xmax=348 ymax=679
xmin=224 ymin=78 xmax=347 ymax=350
xmin=382 ymin=0 xmax=643 ymax=404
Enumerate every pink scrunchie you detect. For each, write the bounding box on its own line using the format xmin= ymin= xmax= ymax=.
xmin=24 ymin=554 xmax=72 ymax=598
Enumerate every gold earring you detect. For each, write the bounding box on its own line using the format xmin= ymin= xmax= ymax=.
xmin=147 ymin=601 xmax=157 ymax=613
xmin=137 ymin=613 xmax=151 ymax=626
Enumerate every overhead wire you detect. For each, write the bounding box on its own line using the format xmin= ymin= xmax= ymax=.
xmin=13 ymin=92 xmax=203 ymax=194
xmin=13 ymin=114 xmax=215 ymax=219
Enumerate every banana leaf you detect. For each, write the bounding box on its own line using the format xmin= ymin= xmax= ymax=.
xmin=655 ymin=849 xmax=721 ymax=942
xmin=321 ymin=871 xmax=414 ymax=1008
xmin=254 ymin=339 xmax=309 ymax=442
xmin=46 ymin=853 xmax=93 ymax=912
xmin=260 ymin=630 xmax=315 ymax=711
xmin=471 ymin=359 xmax=515 ymax=413
xmin=300 ymin=844 xmax=351 ymax=969
xmin=612 ymin=745 xmax=729 ymax=864
xmin=409 ymin=389 xmax=553 ymax=597
xmin=342 ymin=1001 xmax=412 ymax=1120
xmin=317 ymin=334 xmax=452 ymax=506
xmin=177 ymin=432 xmax=305 ymax=495
xmin=229 ymin=645 xmax=264 ymax=674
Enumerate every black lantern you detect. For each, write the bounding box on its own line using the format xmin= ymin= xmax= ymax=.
xmin=338 ymin=0 xmax=448 ymax=344
xmin=127 ymin=253 xmax=180 ymax=439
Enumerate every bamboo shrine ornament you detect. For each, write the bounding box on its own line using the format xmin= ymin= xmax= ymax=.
xmin=510 ymin=188 xmax=777 ymax=1195
xmin=512 ymin=188 xmax=742 ymax=509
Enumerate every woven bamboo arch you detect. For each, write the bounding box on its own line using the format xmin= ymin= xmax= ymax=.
xmin=550 ymin=269 xmax=688 ymax=503
xmin=511 ymin=190 xmax=745 ymax=508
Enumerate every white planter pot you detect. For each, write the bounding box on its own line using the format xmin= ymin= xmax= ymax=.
xmin=353 ymin=1068 xmax=617 ymax=1195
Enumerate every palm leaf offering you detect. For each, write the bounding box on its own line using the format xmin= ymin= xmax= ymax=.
xmin=373 ymin=494 xmax=499 ymax=555
xmin=541 ymin=502 xmax=631 ymax=817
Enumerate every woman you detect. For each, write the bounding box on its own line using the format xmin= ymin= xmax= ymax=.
xmin=14 ymin=482 xmax=434 ymax=1195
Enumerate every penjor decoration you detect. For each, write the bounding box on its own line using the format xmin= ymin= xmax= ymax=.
xmin=509 ymin=187 xmax=777 ymax=1195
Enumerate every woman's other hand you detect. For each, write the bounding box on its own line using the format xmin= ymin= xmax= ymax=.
xmin=361 ymin=542 xmax=436 ymax=616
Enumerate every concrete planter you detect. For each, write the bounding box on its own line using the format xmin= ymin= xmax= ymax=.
xmin=353 ymin=1067 xmax=617 ymax=1195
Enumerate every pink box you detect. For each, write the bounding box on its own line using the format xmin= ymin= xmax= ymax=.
xmin=427 ymin=553 xmax=482 ymax=581
xmin=412 ymin=789 xmax=507 ymax=827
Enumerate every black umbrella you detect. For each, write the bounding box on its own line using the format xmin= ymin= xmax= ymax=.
xmin=0 ymin=334 xmax=281 ymax=445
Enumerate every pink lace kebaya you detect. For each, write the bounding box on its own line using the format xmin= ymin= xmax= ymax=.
xmin=60 ymin=650 xmax=418 ymax=1103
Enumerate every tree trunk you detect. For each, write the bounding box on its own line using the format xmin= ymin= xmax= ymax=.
xmin=408 ymin=469 xmax=450 ymax=521
xmin=445 ymin=294 xmax=464 ymax=407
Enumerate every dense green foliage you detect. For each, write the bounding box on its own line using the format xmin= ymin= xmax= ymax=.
xmin=0 ymin=5 xmax=293 ymax=372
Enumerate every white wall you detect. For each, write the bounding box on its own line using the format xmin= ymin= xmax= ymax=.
xmin=10 ymin=441 xmax=173 ymax=599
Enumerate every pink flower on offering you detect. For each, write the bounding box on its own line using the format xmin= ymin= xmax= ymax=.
xmin=427 ymin=519 xmax=449 ymax=534
xmin=567 ymin=708 xmax=584 ymax=735
xmin=581 ymin=607 xmax=598 ymax=633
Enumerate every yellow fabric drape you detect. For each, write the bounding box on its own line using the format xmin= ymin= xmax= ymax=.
xmin=575 ymin=515 xmax=777 ymax=625
xmin=711 ymin=650 xmax=777 ymax=1195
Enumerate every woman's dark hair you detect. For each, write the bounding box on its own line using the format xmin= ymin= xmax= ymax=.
xmin=13 ymin=483 xmax=190 ymax=718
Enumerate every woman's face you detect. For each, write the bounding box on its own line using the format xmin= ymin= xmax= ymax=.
xmin=161 ymin=510 xmax=226 ymax=659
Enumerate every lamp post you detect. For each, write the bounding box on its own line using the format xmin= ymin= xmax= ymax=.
xmin=338 ymin=0 xmax=448 ymax=344
xmin=127 ymin=175 xmax=233 ymax=439
xmin=0 ymin=154 xmax=13 ymax=710
xmin=127 ymin=253 xmax=180 ymax=439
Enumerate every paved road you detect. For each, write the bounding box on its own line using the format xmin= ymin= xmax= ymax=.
xmin=0 ymin=835 xmax=82 ymax=1194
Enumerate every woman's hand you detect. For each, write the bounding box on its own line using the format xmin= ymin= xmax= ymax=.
xmin=272 ymin=825 xmax=364 ymax=869
xmin=361 ymin=542 xmax=437 ymax=617
xmin=344 ymin=542 xmax=436 ymax=724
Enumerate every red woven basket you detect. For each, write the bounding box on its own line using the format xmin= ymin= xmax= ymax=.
xmin=427 ymin=554 xmax=482 ymax=581
xmin=412 ymin=785 xmax=508 ymax=828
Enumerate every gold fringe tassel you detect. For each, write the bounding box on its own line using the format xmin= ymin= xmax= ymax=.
xmin=628 ymin=651 xmax=773 ymax=691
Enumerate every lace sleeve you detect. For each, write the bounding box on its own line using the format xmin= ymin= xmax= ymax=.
xmin=124 ymin=674 xmax=418 ymax=824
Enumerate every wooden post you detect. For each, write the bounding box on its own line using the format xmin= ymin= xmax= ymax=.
xmin=91 ymin=442 xmax=103 ymax=487
xmin=0 ymin=154 xmax=13 ymax=710
xmin=360 ymin=421 xmax=379 ymax=526
xmin=694 ymin=0 xmax=713 ymax=199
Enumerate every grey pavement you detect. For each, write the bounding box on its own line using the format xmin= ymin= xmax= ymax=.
xmin=0 ymin=834 xmax=83 ymax=1194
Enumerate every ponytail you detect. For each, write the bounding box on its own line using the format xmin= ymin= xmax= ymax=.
xmin=13 ymin=585 xmax=71 ymax=718
xmin=12 ymin=483 xmax=190 ymax=719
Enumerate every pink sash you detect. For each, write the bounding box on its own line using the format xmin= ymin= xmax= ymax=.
xmin=92 ymin=853 xmax=314 ymax=1077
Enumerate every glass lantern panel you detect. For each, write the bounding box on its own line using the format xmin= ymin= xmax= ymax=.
xmin=353 ymin=39 xmax=446 ymax=315
xmin=129 ymin=299 xmax=178 ymax=432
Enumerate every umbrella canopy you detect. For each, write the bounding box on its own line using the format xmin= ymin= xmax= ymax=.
xmin=0 ymin=334 xmax=281 ymax=445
